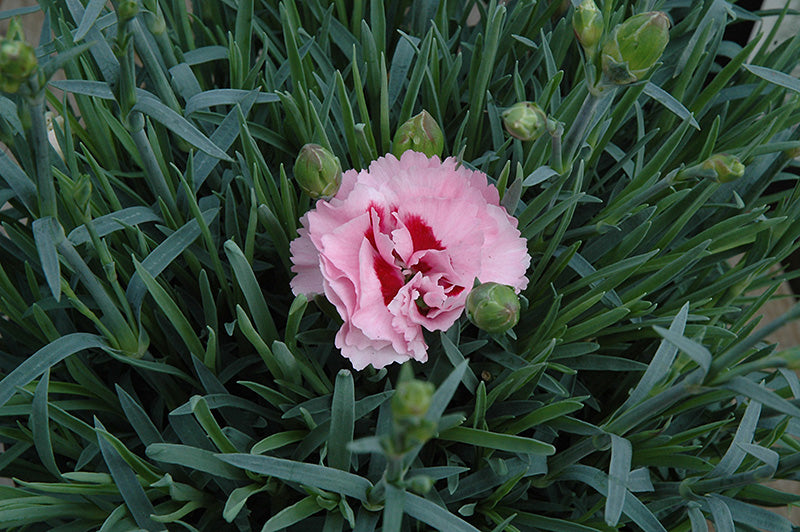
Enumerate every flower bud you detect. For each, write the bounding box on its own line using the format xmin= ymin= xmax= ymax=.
xmin=392 ymin=110 xmax=444 ymax=158
xmin=466 ymin=282 xmax=520 ymax=334
xmin=0 ymin=39 xmax=37 ymax=93
xmin=293 ymin=144 xmax=342 ymax=199
xmin=405 ymin=475 xmax=434 ymax=495
xmin=142 ymin=0 xmax=166 ymax=35
xmin=72 ymin=174 xmax=93 ymax=213
xmin=701 ymin=154 xmax=745 ymax=183
xmin=391 ymin=379 xmax=434 ymax=420
xmin=573 ymin=0 xmax=604 ymax=57
xmin=601 ymin=11 xmax=670 ymax=85
xmin=117 ymin=0 xmax=140 ymax=24
xmin=502 ymin=102 xmax=547 ymax=142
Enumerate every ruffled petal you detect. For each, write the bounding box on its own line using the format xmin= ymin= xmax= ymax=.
xmin=289 ymin=152 xmax=531 ymax=370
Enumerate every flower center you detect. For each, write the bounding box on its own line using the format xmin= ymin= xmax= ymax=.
xmin=364 ymin=206 xmax=458 ymax=308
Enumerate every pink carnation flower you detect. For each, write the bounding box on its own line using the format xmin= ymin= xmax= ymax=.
xmin=290 ymin=151 xmax=530 ymax=370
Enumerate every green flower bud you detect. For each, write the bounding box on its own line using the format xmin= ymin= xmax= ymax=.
xmin=573 ymin=0 xmax=604 ymax=57
xmin=392 ymin=110 xmax=444 ymax=158
xmin=293 ymin=144 xmax=342 ymax=199
xmin=0 ymin=39 xmax=37 ymax=93
xmin=141 ymin=0 xmax=167 ymax=35
xmin=146 ymin=10 xmax=167 ymax=35
xmin=405 ymin=475 xmax=434 ymax=495
xmin=72 ymin=174 xmax=93 ymax=213
xmin=117 ymin=0 xmax=140 ymax=24
xmin=601 ymin=11 xmax=670 ymax=85
xmin=502 ymin=102 xmax=547 ymax=142
xmin=466 ymin=282 xmax=520 ymax=334
xmin=701 ymin=153 xmax=745 ymax=183
xmin=391 ymin=379 xmax=434 ymax=420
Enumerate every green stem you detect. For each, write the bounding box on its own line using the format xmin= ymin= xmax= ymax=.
xmin=30 ymin=94 xmax=56 ymax=218
xmin=130 ymin=27 xmax=181 ymax=113
xmin=57 ymin=239 xmax=138 ymax=353
xmin=171 ymin=0 xmax=195 ymax=50
xmin=152 ymin=29 xmax=179 ymax=69
xmin=117 ymin=14 xmax=177 ymax=213
xmin=61 ymin=280 xmax=116 ymax=341
xmin=179 ymin=177 xmax=233 ymax=310
xmin=129 ymin=123 xmax=177 ymax=212
xmin=548 ymin=120 xmax=564 ymax=173
xmin=82 ymin=211 xmax=137 ymax=329
xmin=386 ymin=456 xmax=404 ymax=484
xmin=561 ymin=90 xmax=604 ymax=169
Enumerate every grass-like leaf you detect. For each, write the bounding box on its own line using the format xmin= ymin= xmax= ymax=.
xmin=224 ymin=240 xmax=279 ymax=343
xmin=126 ymin=207 xmax=219 ymax=314
xmin=438 ymin=427 xmax=555 ymax=456
xmin=605 ymin=435 xmax=632 ymax=526
xmin=745 ymin=64 xmax=800 ymax=94
xmin=68 ymin=206 xmax=161 ymax=245
xmin=133 ymin=96 xmax=233 ymax=161
xmin=328 ymin=369 xmax=355 ymax=470
xmin=146 ymin=444 xmax=246 ymax=480
xmin=403 ymin=492 xmax=482 ymax=532
xmin=0 ymin=334 xmax=107 ymax=409
xmin=133 ymin=259 xmax=205 ymax=359
xmin=218 ymin=454 xmax=373 ymax=499
xmin=261 ymin=496 xmax=321 ymax=532
xmin=32 ymin=217 xmax=63 ymax=302
xmin=95 ymin=418 xmax=164 ymax=532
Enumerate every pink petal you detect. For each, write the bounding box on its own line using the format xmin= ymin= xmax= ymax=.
xmin=288 ymin=151 xmax=531 ymax=370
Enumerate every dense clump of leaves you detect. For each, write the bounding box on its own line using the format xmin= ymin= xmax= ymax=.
xmin=1 ymin=0 xmax=800 ymax=530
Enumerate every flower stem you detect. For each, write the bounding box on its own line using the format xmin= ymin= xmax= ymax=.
xmin=30 ymin=94 xmax=56 ymax=218
xmin=386 ymin=456 xmax=404 ymax=484
xmin=56 ymin=238 xmax=139 ymax=353
xmin=130 ymin=124 xmax=177 ymax=211
xmin=117 ymin=18 xmax=178 ymax=213
xmin=561 ymin=89 xmax=604 ymax=170
xmin=130 ymin=19 xmax=180 ymax=110
xmin=82 ymin=209 xmax=136 ymax=328
xmin=548 ymin=119 xmax=564 ymax=173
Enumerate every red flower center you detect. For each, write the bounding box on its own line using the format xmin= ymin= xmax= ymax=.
xmin=364 ymin=206 xmax=448 ymax=306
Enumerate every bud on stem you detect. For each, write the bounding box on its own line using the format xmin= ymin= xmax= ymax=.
xmin=466 ymin=282 xmax=521 ymax=334
xmin=392 ymin=110 xmax=444 ymax=158
xmin=573 ymin=0 xmax=604 ymax=58
xmin=502 ymin=102 xmax=548 ymax=142
xmin=676 ymin=154 xmax=745 ymax=183
xmin=0 ymin=23 xmax=38 ymax=94
xmin=601 ymin=11 xmax=670 ymax=85
xmin=392 ymin=379 xmax=434 ymax=420
xmin=117 ymin=0 xmax=140 ymax=25
xmin=387 ymin=378 xmax=436 ymax=462
xmin=294 ymin=144 xmax=342 ymax=199
xmin=701 ymin=153 xmax=745 ymax=183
